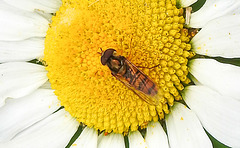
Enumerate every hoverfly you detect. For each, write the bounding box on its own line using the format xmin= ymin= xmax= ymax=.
xmin=100 ymin=48 xmax=163 ymax=106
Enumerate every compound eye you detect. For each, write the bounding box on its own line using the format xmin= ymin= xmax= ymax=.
xmin=100 ymin=48 xmax=116 ymax=65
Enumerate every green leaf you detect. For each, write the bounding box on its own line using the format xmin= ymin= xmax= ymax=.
xmin=192 ymin=0 xmax=206 ymax=12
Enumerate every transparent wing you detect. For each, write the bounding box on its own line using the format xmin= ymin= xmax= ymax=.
xmin=113 ymin=58 xmax=163 ymax=106
xmin=113 ymin=74 xmax=161 ymax=106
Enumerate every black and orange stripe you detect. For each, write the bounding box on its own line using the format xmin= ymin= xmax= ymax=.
xmin=123 ymin=59 xmax=158 ymax=97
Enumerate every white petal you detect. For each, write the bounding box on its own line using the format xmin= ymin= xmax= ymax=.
xmin=0 ymin=109 xmax=79 ymax=148
xmin=166 ymin=102 xmax=212 ymax=148
xmin=40 ymin=80 xmax=52 ymax=89
xmin=70 ymin=127 xmax=97 ymax=148
xmin=0 ymin=89 xmax=60 ymax=142
xmin=98 ymin=132 xmax=125 ymax=148
xmin=183 ymin=85 xmax=240 ymax=147
xmin=128 ymin=131 xmax=148 ymax=148
xmin=35 ymin=10 xmax=54 ymax=22
xmin=145 ymin=121 xmax=169 ymax=148
xmin=191 ymin=15 xmax=240 ymax=58
xmin=189 ymin=74 xmax=201 ymax=85
xmin=0 ymin=2 xmax=49 ymax=41
xmin=189 ymin=0 xmax=240 ymax=28
xmin=177 ymin=0 xmax=197 ymax=8
xmin=0 ymin=62 xmax=48 ymax=107
xmin=189 ymin=59 xmax=240 ymax=101
xmin=3 ymin=0 xmax=61 ymax=13
xmin=0 ymin=38 xmax=44 ymax=63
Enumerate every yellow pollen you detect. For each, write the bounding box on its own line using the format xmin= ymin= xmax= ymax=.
xmin=44 ymin=0 xmax=193 ymax=133
xmin=72 ymin=144 xmax=77 ymax=147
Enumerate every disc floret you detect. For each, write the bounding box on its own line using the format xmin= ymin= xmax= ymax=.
xmin=44 ymin=0 xmax=193 ymax=133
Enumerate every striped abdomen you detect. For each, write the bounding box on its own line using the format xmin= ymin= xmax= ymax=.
xmin=123 ymin=63 xmax=158 ymax=96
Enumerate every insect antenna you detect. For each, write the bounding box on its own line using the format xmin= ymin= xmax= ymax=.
xmin=97 ymin=47 xmax=103 ymax=55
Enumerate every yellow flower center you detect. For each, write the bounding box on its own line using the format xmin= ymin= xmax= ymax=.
xmin=44 ymin=0 xmax=194 ymax=133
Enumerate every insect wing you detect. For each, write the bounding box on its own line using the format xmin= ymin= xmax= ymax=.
xmin=114 ymin=59 xmax=162 ymax=106
xmin=113 ymin=74 xmax=160 ymax=106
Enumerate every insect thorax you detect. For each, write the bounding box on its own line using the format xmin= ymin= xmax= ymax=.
xmin=107 ymin=56 xmax=127 ymax=75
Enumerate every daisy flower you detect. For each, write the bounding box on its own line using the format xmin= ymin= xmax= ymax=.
xmin=0 ymin=0 xmax=240 ymax=147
